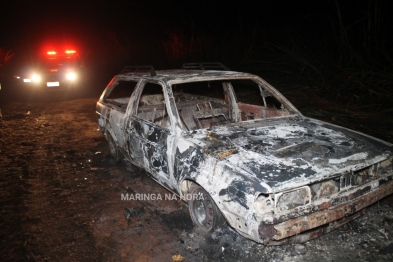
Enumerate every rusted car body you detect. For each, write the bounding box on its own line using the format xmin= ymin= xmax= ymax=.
xmin=96 ymin=65 xmax=393 ymax=245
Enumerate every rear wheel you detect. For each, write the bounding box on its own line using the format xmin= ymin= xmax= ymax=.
xmin=188 ymin=184 xmax=226 ymax=232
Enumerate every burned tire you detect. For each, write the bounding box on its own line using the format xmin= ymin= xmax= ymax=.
xmin=107 ymin=133 xmax=120 ymax=163
xmin=188 ymin=184 xmax=226 ymax=232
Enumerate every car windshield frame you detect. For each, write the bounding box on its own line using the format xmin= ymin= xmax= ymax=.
xmin=168 ymin=76 xmax=300 ymax=131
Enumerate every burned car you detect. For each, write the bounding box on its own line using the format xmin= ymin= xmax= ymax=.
xmin=96 ymin=63 xmax=393 ymax=245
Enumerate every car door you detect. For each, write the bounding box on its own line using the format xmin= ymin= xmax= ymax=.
xmin=125 ymin=81 xmax=175 ymax=188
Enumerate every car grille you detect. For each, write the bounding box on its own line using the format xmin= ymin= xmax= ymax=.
xmin=310 ymin=157 xmax=392 ymax=201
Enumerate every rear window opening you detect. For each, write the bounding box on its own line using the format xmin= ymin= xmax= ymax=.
xmin=104 ymin=80 xmax=138 ymax=111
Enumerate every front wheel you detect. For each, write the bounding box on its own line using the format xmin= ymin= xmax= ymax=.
xmin=188 ymin=184 xmax=226 ymax=232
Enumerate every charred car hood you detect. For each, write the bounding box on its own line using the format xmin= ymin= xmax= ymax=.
xmin=185 ymin=116 xmax=393 ymax=192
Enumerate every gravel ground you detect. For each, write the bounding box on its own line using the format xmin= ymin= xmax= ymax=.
xmin=0 ymin=96 xmax=392 ymax=261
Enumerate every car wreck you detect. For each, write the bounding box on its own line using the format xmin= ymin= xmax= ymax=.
xmin=96 ymin=63 xmax=393 ymax=245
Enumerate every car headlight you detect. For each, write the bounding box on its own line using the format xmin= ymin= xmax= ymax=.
xmin=275 ymin=186 xmax=311 ymax=213
xmin=31 ymin=74 xmax=41 ymax=83
xmin=66 ymin=72 xmax=77 ymax=81
xmin=254 ymin=193 xmax=274 ymax=214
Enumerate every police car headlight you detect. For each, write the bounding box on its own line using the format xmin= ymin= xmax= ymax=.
xmin=66 ymin=72 xmax=77 ymax=81
xmin=31 ymin=74 xmax=41 ymax=83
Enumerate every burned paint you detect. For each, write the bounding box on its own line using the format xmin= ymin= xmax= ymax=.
xmin=97 ymin=67 xmax=393 ymax=245
xmin=219 ymin=180 xmax=254 ymax=210
xmin=174 ymin=147 xmax=204 ymax=180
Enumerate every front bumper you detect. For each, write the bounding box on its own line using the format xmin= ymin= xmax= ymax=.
xmin=258 ymin=176 xmax=393 ymax=245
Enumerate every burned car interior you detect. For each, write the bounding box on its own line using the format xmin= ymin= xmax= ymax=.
xmin=103 ymin=80 xmax=137 ymax=112
xmin=173 ymin=81 xmax=232 ymax=130
xmin=102 ymin=65 xmax=295 ymax=132
xmin=173 ymin=79 xmax=293 ymax=130
xmin=136 ymin=83 xmax=171 ymax=128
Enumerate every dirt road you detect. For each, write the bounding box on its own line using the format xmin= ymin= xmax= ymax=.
xmin=1 ymin=97 xmax=392 ymax=261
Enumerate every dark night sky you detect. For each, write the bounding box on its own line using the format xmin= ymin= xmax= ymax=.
xmin=0 ymin=1 xmax=333 ymax=50
xmin=1 ymin=0 xmax=392 ymax=73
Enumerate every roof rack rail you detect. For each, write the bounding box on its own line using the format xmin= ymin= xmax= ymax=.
xmin=182 ymin=62 xmax=229 ymax=70
xmin=120 ymin=65 xmax=156 ymax=76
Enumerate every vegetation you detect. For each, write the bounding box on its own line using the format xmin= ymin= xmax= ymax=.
xmin=162 ymin=0 xmax=392 ymax=115
xmin=0 ymin=48 xmax=14 ymax=77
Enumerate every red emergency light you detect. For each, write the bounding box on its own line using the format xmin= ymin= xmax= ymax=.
xmin=46 ymin=50 xmax=76 ymax=56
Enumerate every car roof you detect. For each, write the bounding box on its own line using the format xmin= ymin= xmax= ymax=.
xmin=114 ymin=69 xmax=255 ymax=82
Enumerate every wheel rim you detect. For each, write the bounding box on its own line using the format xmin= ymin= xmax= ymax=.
xmin=192 ymin=188 xmax=214 ymax=230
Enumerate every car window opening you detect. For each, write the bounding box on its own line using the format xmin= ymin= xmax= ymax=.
xmin=173 ymin=79 xmax=293 ymax=131
xmin=135 ymin=82 xmax=171 ymax=129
